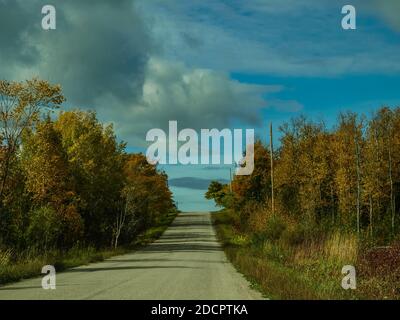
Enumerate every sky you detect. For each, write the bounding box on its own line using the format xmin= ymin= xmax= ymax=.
xmin=1 ymin=0 xmax=400 ymax=211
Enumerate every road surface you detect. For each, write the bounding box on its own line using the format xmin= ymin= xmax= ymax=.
xmin=0 ymin=212 xmax=263 ymax=300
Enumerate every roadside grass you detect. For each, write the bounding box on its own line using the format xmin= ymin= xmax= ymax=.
xmin=212 ymin=209 xmax=399 ymax=300
xmin=0 ymin=211 xmax=178 ymax=286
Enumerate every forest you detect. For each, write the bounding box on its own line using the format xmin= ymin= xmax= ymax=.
xmin=207 ymin=107 xmax=400 ymax=299
xmin=0 ymin=79 xmax=175 ymax=282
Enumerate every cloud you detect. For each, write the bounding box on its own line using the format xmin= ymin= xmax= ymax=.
xmin=137 ymin=0 xmax=400 ymax=76
xmin=0 ymin=0 xmax=153 ymax=107
xmin=109 ymin=57 xmax=280 ymax=144
xmin=1 ymin=0 xmax=297 ymax=147
xmin=0 ymin=1 xmax=41 ymax=77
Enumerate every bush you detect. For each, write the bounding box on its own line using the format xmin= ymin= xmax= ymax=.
xmin=58 ymin=204 xmax=84 ymax=247
xmin=281 ymin=220 xmax=322 ymax=246
xmin=264 ymin=215 xmax=287 ymax=241
xmin=239 ymin=201 xmax=264 ymax=231
xmin=250 ymin=215 xmax=287 ymax=248
xmin=231 ymin=234 xmax=249 ymax=247
xmin=27 ymin=206 xmax=62 ymax=251
xmin=281 ymin=225 xmax=305 ymax=246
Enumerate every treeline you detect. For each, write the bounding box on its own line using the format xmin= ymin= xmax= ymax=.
xmin=207 ymin=107 xmax=400 ymax=244
xmin=0 ymin=79 xmax=175 ymax=253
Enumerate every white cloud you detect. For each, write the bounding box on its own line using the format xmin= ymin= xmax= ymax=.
xmin=105 ymin=57 xmax=286 ymax=145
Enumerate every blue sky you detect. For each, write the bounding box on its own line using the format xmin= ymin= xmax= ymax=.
xmin=1 ymin=0 xmax=400 ymax=211
xmin=135 ymin=0 xmax=400 ymax=211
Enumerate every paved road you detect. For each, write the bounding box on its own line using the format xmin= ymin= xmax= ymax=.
xmin=0 ymin=212 xmax=262 ymax=300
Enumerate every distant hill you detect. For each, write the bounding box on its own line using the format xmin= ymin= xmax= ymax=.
xmin=169 ymin=177 xmax=229 ymax=190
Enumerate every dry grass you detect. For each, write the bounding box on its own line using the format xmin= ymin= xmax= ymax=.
xmin=324 ymin=232 xmax=358 ymax=263
xmin=289 ymin=232 xmax=358 ymax=267
xmin=225 ymin=247 xmax=325 ymax=300
xmin=213 ymin=209 xmax=400 ymax=300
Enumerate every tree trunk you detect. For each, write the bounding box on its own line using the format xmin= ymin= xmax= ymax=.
xmin=0 ymin=146 xmax=14 ymax=200
xmin=388 ymin=145 xmax=395 ymax=233
xmin=331 ymin=184 xmax=335 ymax=225
xmin=114 ymin=230 xmax=120 ymax=249
xmin=355 ymin=139 xmax=361 ymax=235
xmin=369 ymin=194 xmax=373 ymax=236
xmin=270 ymin=122 xmax=275 ymax=216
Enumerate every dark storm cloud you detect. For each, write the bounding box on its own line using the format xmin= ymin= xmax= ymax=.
xmin=0 ymin=0 xmax=291 ymax=146
xmin=0 ymin=0 xmax=153 ymax=106
xmin=0 ymin=0 xmax=41 ymax=74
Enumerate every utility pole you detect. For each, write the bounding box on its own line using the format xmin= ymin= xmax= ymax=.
xmin=229 ymin=167 xmax=232 ymax=193
xmin=270 ymin=122 xmax=275 ymax=215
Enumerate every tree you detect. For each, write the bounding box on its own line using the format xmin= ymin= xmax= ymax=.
xmin=123 ymin=153 xmax=173 ymax=230
xmin=332 ymin=112 xmax=364 ymax=230
xmin=205 ymin=181 xmax=228 ymax=207
xmin=363 ymin=107 xmax=400 ymax=237
xmin=0 ymin=79 xmax=64 ymax=200
xmin=232 ymin=140 xmax=271 ymax=206
xmin=54 ymin=110 xmax=126 ymax=245
xmin=276 ymin=117 xmax=333 ymax=223
xmin=27 ymin=206 xmax=62 ymax=252
xmin=21 ymin=118 xmax=83 ymax=246
xmin=21 ymin=118 xmax=72 ymax=205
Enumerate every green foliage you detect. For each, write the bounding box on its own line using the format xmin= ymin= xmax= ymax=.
xmin=264 ymin=215 xmax=287 ymax=241
xmin=213 ymin=209 xmax=398 ymax=300
xmin=205 ymin=181 xmax=230 ymax=207
xmin=250 ymin=215 xmax=286 ymax=248
xmin=212 ymin=108 xmax=400 ymax=244
xmin=210 ymin=108 xmax=400 ymax=299
xmin=27 ymin=206 xmax=62 ymax=251
xmin=0 ymin=78 xmax=175 ymax=266
xmin=54 ymin=110 xmax=126 ymax=244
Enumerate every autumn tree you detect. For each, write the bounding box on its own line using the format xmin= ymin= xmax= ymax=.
xmin=21 ymin=117 xmax=83 ymax=247
xmin=205 ymin=181 xmax=230 ymax=207
xmin=275 ymin=117 xmax=336 ymax=224
xmin=0 ymin=79 xmax=64 ymax=200
xmin=232 ymin=140 xmax=271 ymax=206
xmin=54 ymin=110 xmax=126 ymax=245
xmin=124 ymin=154 xmax=173 ymax=227
xmin=332 ymin=112 xmax=364 ymax=231
xmin=363 ymin=107 xmax=400 ymax=237
xmin=208 ymin=109 xmax=399 ymax=243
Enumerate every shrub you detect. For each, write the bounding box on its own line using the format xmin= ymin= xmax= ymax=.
xmin=27 ymin=206 xmax=62 ymax=251
xmin=0 ymin=248 xmax=13 ymax=266
xmin=281 ymin=225 xmax=306 ymax=246
xmin=250 ymin=215 xmax=287 ymax=247
xmin=231 ymin=234 xmax=249 ymax=247
xmin=248 ymin=207 xmax=268 ymax=233
xmin=264 ymin=215 xmax=287 ymax=241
